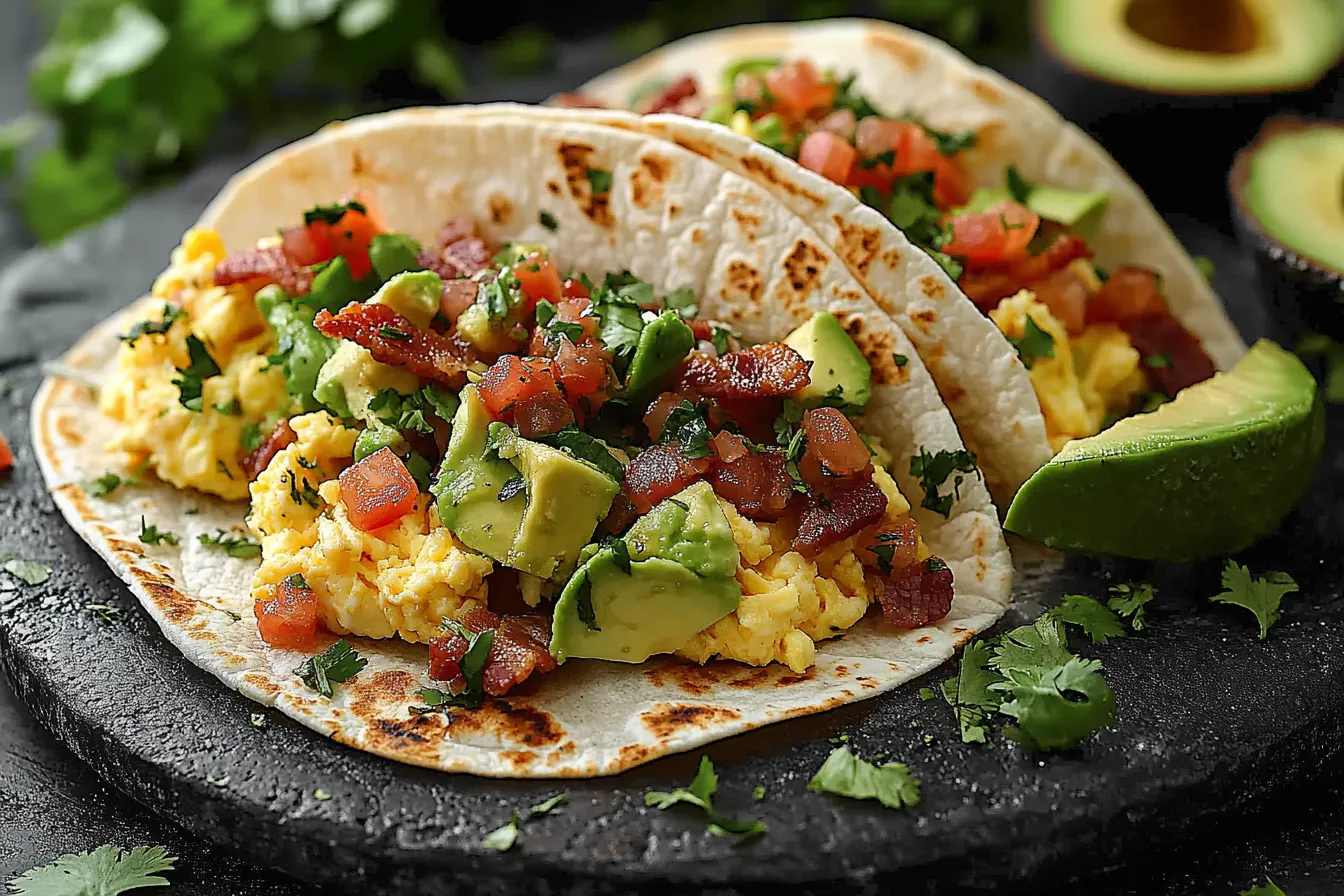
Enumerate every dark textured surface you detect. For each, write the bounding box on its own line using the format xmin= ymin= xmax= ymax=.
xmin=2 ymin=148 xmax=1344 ymax=894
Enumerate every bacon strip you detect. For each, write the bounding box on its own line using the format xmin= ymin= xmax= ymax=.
xmin=314 ymin=302 xmax=471 ymax=389
xmin=416 ymin=218 xmax=494 ymax=281
xmin=214 ymin=246 xmax=313 ymax=296
xmin=622 ymin=442 xmax=711 ymax=513
xmin=958 ymin=234 xmax=1092 ymax=311
xmin=635 ymin=75 xmax=700 ymax=114
xmin=708 ymin=449 xmax=794 ymax=522
xmin=876 ymin=557 xmax=954 ymax=628
xmin=678 ymin=343 xmax=811 ymax=400
xmin=240 ymin=419 xmax=296 ymax=480
xmin=793 ymin=477 xmax=888 ymax=557
xmin=428 ymin=607 xmax=557 ymax=697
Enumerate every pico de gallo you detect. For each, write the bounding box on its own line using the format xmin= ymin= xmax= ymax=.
xmin=213 ymin=197 xmax=966 ymax=702
xmin=556 ymin=58 xmax=1217 ymax=450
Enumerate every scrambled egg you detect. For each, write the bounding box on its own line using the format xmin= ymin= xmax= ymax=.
xmin=249 ymin=412 xmax=492 ymax=643
xmin=677 ymin=466 xmax=928 ymax=673
xmin=990 ymin=289 xmax=1146 ymax=453
xmin=99 ymin=229 xmax=290 ymax=500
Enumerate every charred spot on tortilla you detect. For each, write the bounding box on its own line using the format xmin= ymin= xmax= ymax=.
xmin=557 ymin=142 xmax=614 ymax=227
xmin=350 ymin=149 xmax=370 ymax=177
xmin=780 ymin=240 xmax=828 ymax=309
xmin=546 ymin=180 xmax=561 ymax=196
xmin=723 ymin=259 xmax=764 ymax=303
xmin=910 ymin=309 xmax=939 ymax=335
xmin=866 ymin=28 xmax=924 ymax=70
xmin=690 ymin=227 xmax=704 ymax=244
xmin=630 ymin=154 xmax=672 ymax=209
xmin=740 ymin=154 xmax=825 ymax=206
xmin=970 ymin=79 xmax=1005 ymax=106
xmin=668 ymin=203 xmax=681 ymax=218
xmin=833 ymin=216 xmax=882 ymax=276
xmin=919 ymin=276 xmax=945 ymax=300
xmin=730 ymin=208 xmax=762 ymax=241
xmin=640 ymin=702 xmax=741 ymax=739
xmin=488 ymin=193 xmax=514 ymax=226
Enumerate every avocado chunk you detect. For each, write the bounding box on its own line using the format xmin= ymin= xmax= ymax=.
xmin=1038 ymin=0 xmax=1343 ymax=94
xmin=783 ymin=311 xmax=872 ymax=410
xmin=368 ymin=234 xmax=424 ymax=282
xmin=624 ymin=310 xmax=696 ymax=398
xmin=353 ymin=423 xmax=407 ymax=462
xmin=433 ymin=387 xmax=620 ymax=580
xmin=551 ymin=482 xmax=740 ymax=664
xmin=1004 ymin=340 xmax=1324 ymax=561
xmin=256 ymin=285 xmax=339 ymax=413
xmin=960 ymin=184 xmax=1109 ymax=237
xmin=312 ymin=270 xmax=443 ymax=421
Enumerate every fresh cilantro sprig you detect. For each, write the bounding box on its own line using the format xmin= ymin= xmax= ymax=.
xmin=909 ymin=448 xmax=980 ymax=517
xmin=1211 ymin=560 xmax=1298 ymax=640
xmin=7 ymin=843 xmax=175 ymax=895
xmin=0 ymin=553 xmax=52 ymax=586
xmin=198 ymin=530 xmax=261 ymax=559
xmin=645 ymin=756 xmax=765 ymax=837
xmin=807 ymin=745 xmax=921 ymax=810
xmin=138 ymin=517 xmax=179 ymax=547
xmin=171 ymin=335 xmax=220 ymax=412
xmin=658 ymin=400 xmax=713 ymax=459
xmin=296 ymin=638 xmax=367 ymax=698
xmin=1240 ymin=877 xmax=1288 ymax=896
xmin=1045 ymin=594 xmax=1124 ymax=646
xmin=412 ymin=619 xmax=495 ymax=710
xmin=480 ymin=793 xmax=568 ymax=852
xmin=1007 ymin=315 xmax=1055 ymax=370
xmin=1107 ymin=582 xmax=1156 ymax=631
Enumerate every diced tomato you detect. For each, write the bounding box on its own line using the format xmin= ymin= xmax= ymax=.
xmin=338 ymin=447 xmax=418 ymax=531
xmin=281 ymin=222 xmax=335 ymax=267
xmin=562 ymin=277 xmax=591 ymax=299
xmin=1028 ymin=265 xmax=1091 ymax=335
xmin=635 ymin=74 xmax=699 ymax=114
xmin=253 ymin=576 xmax=318 ymax=650
xmin=554 ymin=338 xmax=609 ymax=398
xmin=815 ymin=108 xmax=857 ymax=140
xmin=513 ymin=254 xmax=563 ymax=308
xmin=798 ymin=408 xmax=872 ymax=489
xmin=708 ymin=449 xmax=794 ymax=521
xmin=479 ymin=355 xmax=564 ymax=420
xmin=854 ymin=118 xmax=944 ymax=177
xmin=0 ymin=433 xmax=12 ymax=472
xmin=513 ymin=392 xmax=576 ymax=438
xmin=1085 ymin=266 xmax=1172 ymax=325
xmin=709 ymin=430 xmax=749 ymax=463
xmin=557 ymin=296 xmax=599 ymax=341
xmin=622 ymin=443 xmax=710 ymax=513
xmin=876 ymin=556 xmax=954 ymax=629
xmin=857 ymin=517 xmax=921 ymax=576
xmin=766 ymin=60 xmax=835 ymax=116
xmin=932 ymin=155 xmax=971 ymax=210
xmin=325 ymin=206 xmax=380 ymax=280
xmin=958 ymin=234 xmax=1093 ymax=310
xmin=798 ymin=131 xmax=858 ymax=185
xmin=942 ymin=200 xmax=1040 ymax=264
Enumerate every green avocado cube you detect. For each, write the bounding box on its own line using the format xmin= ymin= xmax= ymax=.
xmin=623 ymin=310 xmax=695 ymax=399
xmin=783 ymin=311 xmax=872 ymax=410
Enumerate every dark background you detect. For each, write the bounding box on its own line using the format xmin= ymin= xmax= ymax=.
xmin=1 ymin=1 xmax=1343 ymax=893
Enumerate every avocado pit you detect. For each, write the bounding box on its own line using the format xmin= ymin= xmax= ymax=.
xmin=1124 ymin=0 xmax=1260 ymax=56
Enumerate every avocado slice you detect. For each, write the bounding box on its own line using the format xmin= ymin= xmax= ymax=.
xmin=1004 ymin=340 xmax=1324 ymax=561
xmin=624 ymin=310 xmax=696 ymax=399
xmin=783 ymin=311 xmax=872 ymax=410
xmin=433 ymin=386 xmax=620 ymax=580
xmin=1230 ymin=116 xmax=1344 ymax=339
xmin=551 ymin=482 xmax=740 ymax=664
xmin=1038 ymin=0 xmax=1343 ymax=94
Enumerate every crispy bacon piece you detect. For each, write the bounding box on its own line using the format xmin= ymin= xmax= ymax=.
xmin=1087 ymin=266 xmax=1215 ymax=396
xmin=709 ymin=430 xmax=749 ymax=463
xmin=792 ymin=477 xmax=888 ymax=558
xmin=798 ymin=408 xmax=872 ymax=489
xmin=240 ymin=419 xmax=296 ymax=480
xmin=622 ymin=442 xmax=711 ymax=513
xmin=876 ymin=557 xmax=954 ymax=629
xmin=428 ymin=606 xmax=557 ymax=697
xmin=958 ymin=235 xmax=1092 ymax=311
xmin=708 ymin=449 xmax=794 ymax=522
xmin=435 ymin=217 xmax=478 ymax=248
xmin=314 ymin=302 xmax=471 ymax=389
xmin=678 ymin=343 xmax=811 ymax=400
xmin=439 ymin=237 xmax=493 ymax=279
xmin=635 ymin=75 xmax=699 ymax=114
xmin=416 ymin=218 xmax=494 ymax=281
xmin=857 ymin=517 xmax=920 ymax=575
xmin=214 ymin=246 xmax=314 ymax=296
xmin=644 ymin=390 xmax=698 ymax=440
xmin=710 ymin=396 xmax=782 ymax=445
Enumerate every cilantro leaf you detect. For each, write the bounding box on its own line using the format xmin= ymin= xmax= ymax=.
xmin=295 ymin=638 xmax=368 ymax=698
xmin=8 ymin=844 xmax=176 ymax=896
xmin=480 ymin=793 xmax=567 ymax=852
xmin=710 ymin=325 xmax=736 ymax=356
xmin=539 ymin=210 xmax=558 ymax=231
xmin=661 ymin=287 xmax=698 ymax=321
xmin=1007 ymin=315 xmax=1055 ymax=370
xmin=138 ymin=517 xmax=180 ymax=547
xmin=538 ymin=426 xmax=624 ymax=483
xmin=909 ymin=447 xmax=979 ymax=517
xmin=830 ymin=73 xmax=881 ymax=120
xmin=941 ymin=639 xmax=1002 ymax=744
xmin=807 ymin=745 xmax=922 ymax=809
xmin=1211 ymin=560 xmax=1299 ymax=640
xmin=1 ymin=555 xmax=52 ymax=586
xmin=659 ymin=400 xmax=713 ymax=459
xmin=172 ymin=335 xmax=221 ymax=411
xmin=908 ymin=117 xmax=977 ymax=156
xmin=1005 ymin=164 xmax=1035 ymax=204
xmin=197 ymin=530 xmax=261 ymax=559
xmin=1107 ymin=582 xmax=1156 ymax=631
xmin=1046 ymin=594 xmax=1125 ymax=646
xmin=120 ymin=304 xmax=185 ymax=347
xmin=645 ymin=756 xmax=765 ymax=837
xmin=534 ymin=299 xmax=586 ymax=346
xmin=415 ymin=620 xmax=496 ymax=710
xmin=303 ymin=199 xmax=367 ymax=227
xmin=585 ymin=168 xmax=613 ymax=194
xmin=892 ymin=353 xmax=907 ymax=368
xmin=589 ymin=285 xmax=645 ymax=368
xmin=1240 ymin=877 xmax=1288 ymax=896
xmin=89 ymin=471 xmax=135 ymax=498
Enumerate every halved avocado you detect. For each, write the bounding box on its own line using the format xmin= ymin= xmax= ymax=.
xmin=1038 ymin=0 xmax=1343 ymax=95
xmin=1230 ymin=116 xmax=1344 ymax=340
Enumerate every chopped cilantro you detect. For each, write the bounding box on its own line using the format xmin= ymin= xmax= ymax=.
xmin=1240 ymin=877 xmax=1288 ymax=896
xmin=1107 ymin=582 xmax=1156 ymax=631
xmin=830 ymin=73 xmax=881 ymax=120
xmin=1007 ymin=315 xmax=1055 ymax=369
xmin=481 ymin=793 xmax=568 ymax=852
xmin=661 ymin=286 xmax=698 ymax=321
xmin=585 ymin=168 xmax=613 ymax=194
xmin=773 ymin=398 xmax=806 ymax=445
xmin=659 ymin=400 xmax=713 ymax=459
xmin=941 ymin=639 xmax=1000 ymax=744
xmin=0 ymin=554 xmax=52 ymax=586
xmin=752 ymin=784 xmax=766 ymax=801
xmin=86 ymin=603 xmax=125 ymax=623
xmin=478 ymin=268 xmax=522 ymax=321
xmin=120 ymin=303 xmax=185 ymax=347
xmin=295 ymin=638 xmax=367 ymax=698
xmin=284 ymin=573 xmax=310 ymax=591
xmin=250 ymin=713 xmax=268 ymax=729
xmin=570 ymin=567 xmax=599 ymax=631
xmin=138 ymin=517 xmax=180 ymax=547
xmin=909 ymin=117 xmax=977 ymax=156
xmin=1211 ymin=560 xmax=1298 ymax=640
xmin=919 ymin=687 xmax=935 ymax=700
xmin=314 ymin=789 xmax=332 ymax=801
xmin=868 ymin=529 xmax=915 ymax=575
xmin=909 ymin=447 xmax=979 ymax=517
xmin=1005 ymin=164 xmax=1035 ymax=204
xmin=172 ymin=335 xmax=221 ymax=411
xmin=710 ymin=325 xmax=735 ymax=356
xmin=7 ymin=844 xmax=176 ymax=896
xmin=892 ymin=353 xmax=908 ymax=368
xmin=808 ymin=745 xmax=921 ymax=810
xmin=1194 ymin=255 xmax=1216 ymax=281
xmin=498 ymin=475 xmax=526 ymax=502
xmin=539 ymin=210 xmax=558 ymax=231
xmin=212 ymin=397 xmax=241 ymax=415
xmin=1046 ymin=594 xmax=1125 ymax=646
xmin=645 ymin=756 xmax=766 ymax=837
xmin=216 ymin=460 xmax=234 ymax=480
xmin=590 ymin=280 xmax=646 ymax=368
xmin=377 ymin=326 xmax=410 ymax=341
xmin=873 ymin=171 xmax=964 ymax=280
xmin=608 ymin=537 xmax=633 ymax=575
xmin=539 ymin=426 xmax=625 ymax=482
xmin=89 ymin=471 xmax=135 ymax=498
xmin=534 ymin=298 xmax=586 ymax=345
xmin=198 ymin=530 xmax=261 ymax=559
xmin=303 ymin=199 xmax=366 ymax=226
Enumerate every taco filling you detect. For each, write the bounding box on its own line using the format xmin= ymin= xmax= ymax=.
xmin=559 ymin=58 xmax=1217 ymax=451
xmin=101 ymin=197 xmax=958 ymax=703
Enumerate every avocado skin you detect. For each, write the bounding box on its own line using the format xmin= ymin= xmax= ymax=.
xmin=1229 ymin=117 xmax=1344 ymax=343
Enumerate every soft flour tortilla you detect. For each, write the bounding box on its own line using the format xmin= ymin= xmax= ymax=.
xmin=568 ymin=18 xmax=1248 ymax=491
xmin=34 ymin=110 xmax=1012 ymax=778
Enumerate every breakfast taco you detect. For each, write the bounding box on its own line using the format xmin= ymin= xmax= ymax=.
xmin=33 ymin=109 xmax=1011 ymax=778
xmin=552 ymin=18 xmax=1248 ymax=491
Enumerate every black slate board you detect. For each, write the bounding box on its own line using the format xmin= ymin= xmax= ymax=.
xmin=1 ymin=143 xmax=1343 ymax=895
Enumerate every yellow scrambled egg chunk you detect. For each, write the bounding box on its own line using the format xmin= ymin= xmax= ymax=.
xmin=676 ymin=466 xmax=926 ymax=674
xmin=249 ymin=413 xmax=492 ymax=643
xmin=991 ymin=290 xmax=1146 ymax=453
xmin=99 ymin=229 xmax=290 ymax=500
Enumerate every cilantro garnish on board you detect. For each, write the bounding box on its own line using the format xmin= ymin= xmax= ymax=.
xmin=807 ymin=745 xmax=922 ymax=810
xmin=0 ymin=554 xmax=52 ymax=586
xmin=1240 ymin=877 xmax=1288 ymax=896
xmin=296 ymin=638 xmax=368 ymax=698
xmin=1107 ymin=582 xmax=1156 ymax=630
xmin=1211 ymin=560 xmax=1299 ymax=640
xmin=171 ymin=335 xmax=221 ymax=411
xmin=909 ymin=447 xmax=979 ymax=517
xmin=7 ymin=844 xmax=176 ymax=896
xmin=645 ymin=756 xmax=765 ymax=838
xmin=480 ymin=793 xmax=567 ymax=852
xmin=1045 ymin=594 xmax=1124 ymax=646
xmin=1007 ymin=315 xmax=1055 ymax=370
